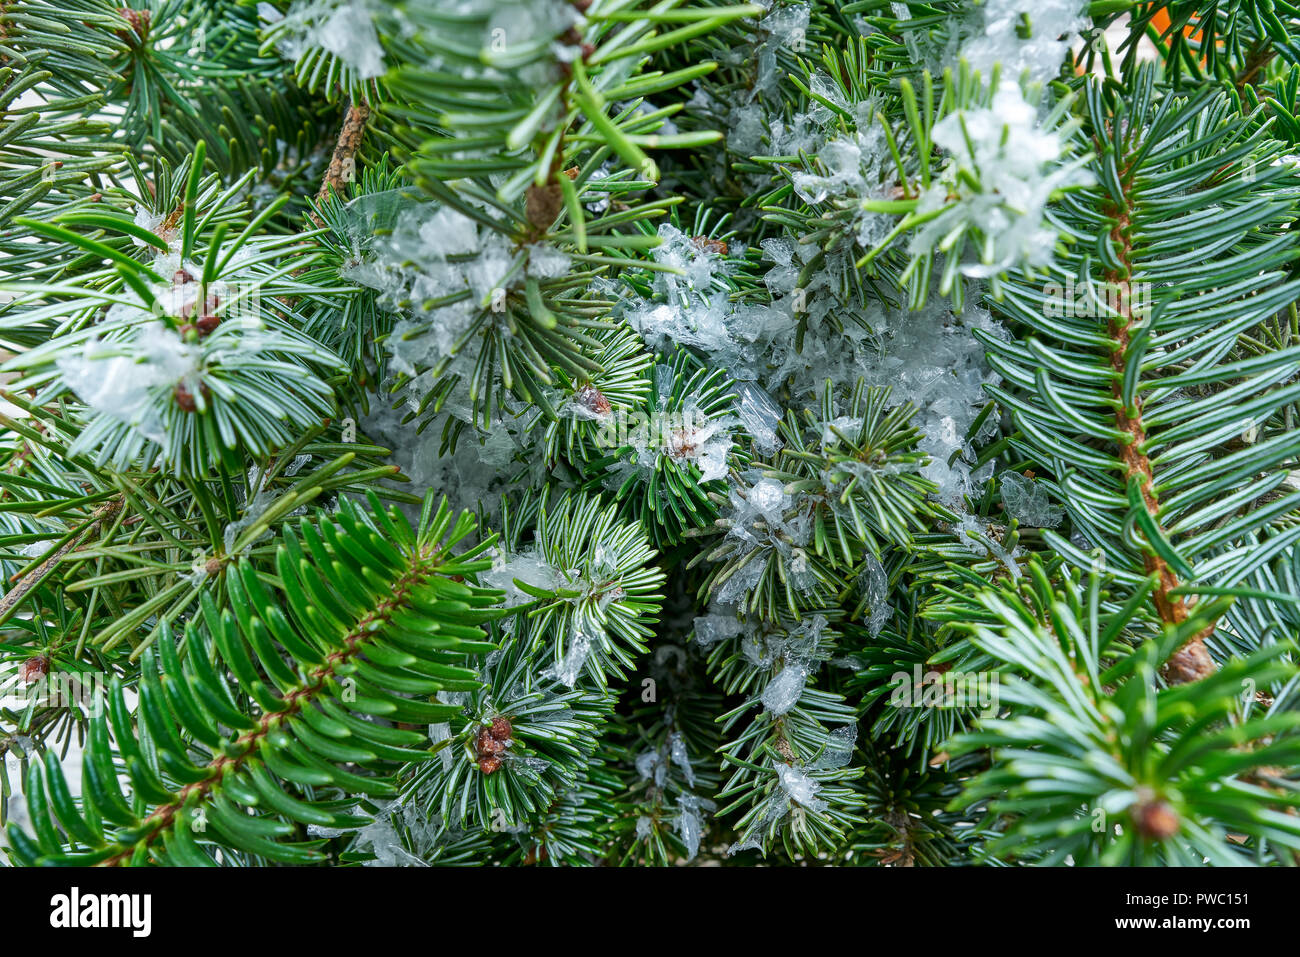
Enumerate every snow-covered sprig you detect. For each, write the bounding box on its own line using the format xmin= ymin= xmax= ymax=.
xmin=861 ymin=66 xmax=1094 ymax=307
xmin=1 ymin=153 xmax=346 ymax=476
xmin=402 ymin=637 xmax=611 ymax=834
xmin=692 ymin=380 xmax=939 ymax=619
xmin=617 ymin=641 xmax=723 ymax=864
xmin=766 ymin=378 xmax=943 ymax=564
xmin=355 ymin=1 xmax=763 ymax=425
xmin=696 ymin=609 xmax=863 ymax=859
xmin=259 ymin=0 xmax=388 ymax=102
xmin=866 ymin=0 xmax=1093 ymax=90
xmin=588 ymin=350 xmax=746 ymax=547
xmin=297 ymin=156 xmax=409 ymax=377
xmin=481 ymin=490 xmax=666 ymax=691
xmin=692 ymin=468 xmax=838 ymax=619
xmin=49 ymin=314 xmax=339 ymax=476
xmin=540 ymin=323 xmax=652 ymax=468
xmin=334 ymin=190 xmax=630 ymax=429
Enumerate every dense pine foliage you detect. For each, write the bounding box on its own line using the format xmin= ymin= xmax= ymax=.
xmin=1 ymin=0 xmax=1300 ymax=867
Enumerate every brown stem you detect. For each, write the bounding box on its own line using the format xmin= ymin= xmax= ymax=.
xmin=311 ymin=99 xmax=371 ymax=226
xmin=0 ymin=498 xmax=123 ymax=621
xmin=1235 ymin=42 xmax=1275 ymax=91
xmin=881 ymin=810 xmax=916 ymax=867
xmin=98 ymin=544 xmax=435 ymax=866
xmin=1103 ymin=194 xmax=1216 ymax=686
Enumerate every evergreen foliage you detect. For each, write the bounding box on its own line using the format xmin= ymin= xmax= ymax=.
xmin=1 ymin=0 xmax=1299 ymax=868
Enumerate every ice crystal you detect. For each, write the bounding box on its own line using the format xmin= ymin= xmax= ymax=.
xmin=761 ymin=660 xmax=809 ymax=715
xmin=57 ymin=328 xmax=201 ymax=446
xmin=279 ymin=0 xmax=386 ymax=79
xmin=961 ymin=0 xmax=1091 ymax=89
xmin=675 ymin=794 xmax=715 ymax=861
xmin=1000 ymin=471 xmax=1064 ymax=527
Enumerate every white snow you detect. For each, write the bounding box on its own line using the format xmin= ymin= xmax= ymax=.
xmin=56 ymin=328 xmax=201 ymax=446
xmin=961 ymin=0 xmax=1091 ymax=89
xmin=913 ymin=81 xmax=1094 ymax=281
xmin=279 ymin=0 xmax=386 ymax=79
xmin=761 ymin=660 xmax=808 ymax=715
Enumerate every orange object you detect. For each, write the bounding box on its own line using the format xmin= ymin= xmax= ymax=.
xmin=1152 ymin=6 xmax=1208 ymax=58
xmin=1076 ymin=7 xmax=1206 ymax=75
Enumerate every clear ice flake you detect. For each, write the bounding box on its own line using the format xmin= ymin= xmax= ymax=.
xmin=692 ymin=611 xmax=744 ymax=650
xmin=675 ymin=793 xmax=715 ymax=861
xmin=761 ymin=660 xmax=808 ymax=716
xmin=813 ymin=724 xmax=858 ymax=770
xmin=279 ymin=0 xmax=386 ymax=79
xmin=542 ymin=624 xmax=597 ymax=688
xmin=668 ymin=731 xmax=696 ymax=787
xmin=1000 ymin=471 xmax=1064 ymax=528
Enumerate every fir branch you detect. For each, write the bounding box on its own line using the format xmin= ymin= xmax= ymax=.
xmin=1100 ymin=166 xmax=1217 ymax=684
xmin=99 ymin=519 xmax=444 ymax=866
xmin=6 ymin=0 xmax=1300 ymax=870
xmin=0 ymin=496 xmax=122 ymax=626
xmin=6 ymin=494 xmax=503 ymax=866
xmin=315 ymin=98 xmax=370 ymax=205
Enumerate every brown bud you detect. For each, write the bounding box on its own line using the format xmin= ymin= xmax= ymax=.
xmin=478 ymin=755 xmax=502 ymax=775
xmin=525 ymin=181 xmax=564 ymax=228
xmin=173 ymin=381 xmax=208 ymax=413
xmin=20 ymin=655 xmax=49 ymax=684
xmin=667 ymin=427 xmax=698 ymax=458
xmin=474 ymin=726 xmax=503 ymax=757
xmin=195 ymin=307 xmax=221 ymax=336
xmin=174 ymin=382 xmax=196 ymax=412
xmin=115 ymin=7 xmax=151 ymax=43
xmin=574 ymin=384 xmax=611 ymax=416
xmin=1132 ymin=799 xmax=1180 ymax=840
xmin=489 ymin=716 xmax=513 ymax=741
xmin=692 ymin=236 xmax=728 ymax=255
xmin=1162 ymin=640 xmax=1215 ymax=685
